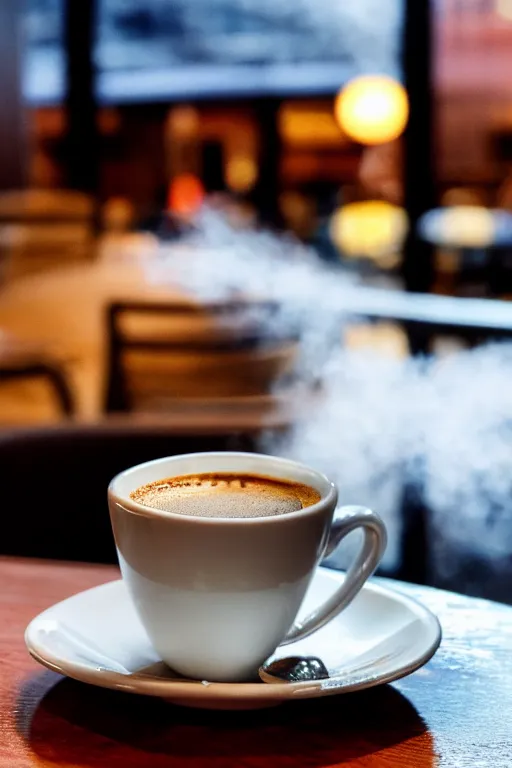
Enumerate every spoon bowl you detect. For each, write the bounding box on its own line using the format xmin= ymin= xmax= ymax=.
xmin=259 ymin=656 xmax=330 ymax=684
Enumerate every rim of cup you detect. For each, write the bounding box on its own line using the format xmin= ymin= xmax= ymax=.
xmin=108 ymin=451 xmax=338 ymax=525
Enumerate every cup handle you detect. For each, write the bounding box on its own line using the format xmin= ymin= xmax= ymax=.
xmin=281 ymin=506 xmax=387 ymax=645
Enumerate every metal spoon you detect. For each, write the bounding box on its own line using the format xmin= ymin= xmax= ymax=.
xmin=259 ymin=656 xmax=330 ymax=683
xmin=259 ymin=620 xmax=422 ymax=684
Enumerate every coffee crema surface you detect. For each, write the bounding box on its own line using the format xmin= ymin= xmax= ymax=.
xmin=130 ymin=473 xmax=321 ymax=519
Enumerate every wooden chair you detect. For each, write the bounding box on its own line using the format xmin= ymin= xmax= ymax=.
xmin=0 ymin=189 xmax=95 ymax=223
xmin=0 ymin=189 xmax=97 ymax=280
xmin=0 ymin=333 xmax=75 ymax=418
xmin=104 ymin=300 xmax=300 ymax=413
xmin=0 ymin=422 xmax=258 ymax=563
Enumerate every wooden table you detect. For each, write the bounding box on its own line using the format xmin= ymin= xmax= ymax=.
xmin=1 ymin=558 xmax=511 ymax=767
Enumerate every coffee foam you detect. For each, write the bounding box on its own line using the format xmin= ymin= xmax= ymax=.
xmin=130 ymin=473 xmax=320 ymax=519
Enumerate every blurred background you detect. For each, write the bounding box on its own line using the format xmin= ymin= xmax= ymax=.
xmin=3 ymin=0 xmax=512 ymax=602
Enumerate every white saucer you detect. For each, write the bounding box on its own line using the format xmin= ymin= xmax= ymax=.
xmin=25 ymin=567 xmax=441 ymax=710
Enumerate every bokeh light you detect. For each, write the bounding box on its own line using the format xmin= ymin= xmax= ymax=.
xmin=225 ymin=155 xmax=258 ymax=193
xmin=334 ymin=75 xmax=409 ymax=145
xmin=496 ymin=0 xmax=512 ymax=21
xmin=102 ymin=196 xmax=135 ymax=232
xmin=166 ymin=105 xmax=200 ymax=139
xmin=330 ymin=200 xmax=408 ymax=263
xmin=419 ymin=206 xmax=496 ymax=248
xmin=167 ymin=174 xmax=205 ymax=217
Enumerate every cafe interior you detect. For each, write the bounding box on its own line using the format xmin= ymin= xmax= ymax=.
xmin=3 ymin=3 xmax=512 ymax=765
xmin=2 ymin=2 xmax=512 ymax=606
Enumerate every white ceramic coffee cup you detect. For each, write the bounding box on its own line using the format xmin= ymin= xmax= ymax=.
xmin=108 ymin=452 xmax=386 ymax=682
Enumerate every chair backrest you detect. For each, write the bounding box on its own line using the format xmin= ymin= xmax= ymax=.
xmin=0 ymin=224 xmax=96 ymax=281
xmin=104 ymin=300 xmax=300 ymax=412
xmin=0 ymin=189 xmax=95 ymax=223
xmin=0 ymin=189 xmax=97 ymax=280
xmin=0 ymin=422 xmax=259 ymax=563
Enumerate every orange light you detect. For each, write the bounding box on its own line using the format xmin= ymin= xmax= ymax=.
xmin=334 ymin=75 xmax=409 ymax=145
xmin=167 ymin=174 xmax=204 ymax=217
xmin=279 ymin=103 xmax=347 ymax=147
xmin=166 ymin=106 xmax=200 ymax=138
xmin=225 ymin=155 xmax=258 ymax=193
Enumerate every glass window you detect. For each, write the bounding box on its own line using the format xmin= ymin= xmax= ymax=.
xmin=23 ymin=1 xmax=403 ymax=105
xmin=24 ymin=0 xmax=65 ymax=105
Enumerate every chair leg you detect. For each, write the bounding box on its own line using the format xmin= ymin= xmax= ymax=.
xmin=39 ymin=364 xmax=75 ymax=416
xmin=104 ymin=352 xmax=130 ymax=412
xmin=104 ymin=305 xmax=130 ymax=412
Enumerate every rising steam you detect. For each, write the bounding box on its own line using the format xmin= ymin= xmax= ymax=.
xmin=147 ymin=208 xmax=512 ymax=589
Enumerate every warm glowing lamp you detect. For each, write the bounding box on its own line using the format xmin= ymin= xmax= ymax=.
xmin=419 ymin=206 xmax=496 ymax=248
xmin=330 ymin=200 xmax=408 ymax=262
xmin=167 ymin=174 xmax=204 ymax=217
xmin=496 ymin=0 xmax=512 ymax=20
xmin=334 ymin=75 xmax=409 ymax=145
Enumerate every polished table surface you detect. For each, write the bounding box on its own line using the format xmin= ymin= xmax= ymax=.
xmin=1 ymin=557 xmax=511 ymax=767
